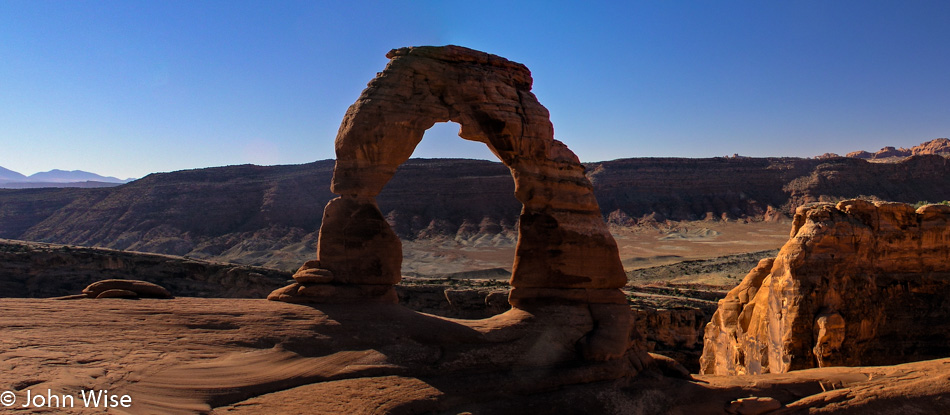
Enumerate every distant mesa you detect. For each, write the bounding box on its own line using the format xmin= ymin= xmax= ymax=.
xmin=840 ymin=138 xmax=950 ymax=161
xmin=26 ymin=169 xmax=128 ymax=183
xmin=0 ymin=166 xmax=132 ymax=189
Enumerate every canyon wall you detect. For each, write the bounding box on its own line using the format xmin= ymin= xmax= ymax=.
xmin=3 ymin=156 xmax=950 ymax=270
xmin=700 ymin=200 xmax=950 ymax=375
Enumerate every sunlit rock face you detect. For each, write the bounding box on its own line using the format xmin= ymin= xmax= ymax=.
xmin=701 ymin=199 xmax=950 ymax=375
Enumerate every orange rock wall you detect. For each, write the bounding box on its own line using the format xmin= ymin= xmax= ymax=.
xmin=701 ymin=200 xmax=950 ymax=375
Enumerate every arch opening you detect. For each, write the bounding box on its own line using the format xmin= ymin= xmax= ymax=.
xmin=375 ymin=121 xmax=520 ymax=302
xmin=409 ymin=121 xmax=502 ymax=162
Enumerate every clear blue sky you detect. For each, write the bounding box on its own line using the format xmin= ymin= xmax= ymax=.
xmin=2 ymin=1 xmax=949 ymax=179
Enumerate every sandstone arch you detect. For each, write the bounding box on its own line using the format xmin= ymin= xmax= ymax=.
xmin=269 ymin=45 xmax=626 ymax=309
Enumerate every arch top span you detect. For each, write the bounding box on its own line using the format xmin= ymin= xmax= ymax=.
xmin=331 ymin=45 xmax=556 ymax=199
xmin=271 ymin=45 xmax=627 ymax=311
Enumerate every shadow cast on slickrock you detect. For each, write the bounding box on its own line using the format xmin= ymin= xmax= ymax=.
xmin=122 ymin=302 xmax=648 ymax=414
xmin=2 ymin=297 xmax=949 ymax=414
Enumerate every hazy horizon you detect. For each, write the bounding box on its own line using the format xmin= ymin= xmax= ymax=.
xmin=3 ymin=1 xmax=949 ymax=179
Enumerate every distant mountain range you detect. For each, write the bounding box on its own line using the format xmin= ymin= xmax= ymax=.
xmin=0 ymin=167 xmax=132 ymax=189
xmin=0 ymin=166 xmax=27 ymax=181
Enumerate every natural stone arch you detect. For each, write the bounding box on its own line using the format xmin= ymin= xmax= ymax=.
xmin=270 ymin=45 xmax=627 ymax=308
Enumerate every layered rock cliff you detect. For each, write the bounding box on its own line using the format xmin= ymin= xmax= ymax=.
xmin=700 ymin=200 xmax=950 ymax=375
xmin=0 ymin=160 xmax=518 ymax=271
xmin=4 ymin=156 xmax=950 ymax=270
xmin=782 ymin=154 xmax=950 ymax=210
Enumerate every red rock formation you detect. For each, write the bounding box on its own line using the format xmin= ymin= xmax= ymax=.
xmin=82 ymin=279 xmax=173 ymax=299
xmin=845 ymin=150 xmax=874 ymax=159
xmin=911 ymin=137 xmax=950 ymax=156
xmin=700 ymin=199 xmax=950 ymax=375
xmin=845 ymin=138 xmax=950 ymax=160
xmin=269 ymin=45 xmax=631 ymax=360
xmin=271 ymin=46 xmax=625 ymax=305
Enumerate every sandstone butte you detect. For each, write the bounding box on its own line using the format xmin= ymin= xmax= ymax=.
xmin=3 ymin=46 xmax=950 ymax=414
xmin=701 ymin=199 xmax=950 ymax=375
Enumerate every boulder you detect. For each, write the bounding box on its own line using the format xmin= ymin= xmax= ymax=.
xmin=82 ymin=279 xmax=172 ymax=299
xmin=726 ymin=397 xmax=782 ymax=415
xmin=95 ymin=289 xmax=139 ymax=299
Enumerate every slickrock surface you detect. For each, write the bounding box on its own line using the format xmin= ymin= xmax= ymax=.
xmin=701 ymin=200 xmax=950 ymax=375
xmin=2 ymin=298 xmax=949 ymax=414
xmin=0 ymin=298 xmax=648 ymax=414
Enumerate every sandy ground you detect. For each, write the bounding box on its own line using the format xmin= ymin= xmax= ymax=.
xmin=612 ymin=220 xmax=789 ymax=269
xmin=401 ymin=220 xmax=791 ymax=281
